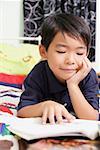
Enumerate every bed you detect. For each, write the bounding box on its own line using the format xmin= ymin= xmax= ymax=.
xmin=0 ymin=40 xmax=41 ymax=150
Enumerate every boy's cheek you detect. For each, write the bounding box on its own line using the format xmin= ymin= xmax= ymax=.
xmin=76 ymin=60 xmax=83 ymax=70
xmin=76 ymin=55 xmax=86 ymax=69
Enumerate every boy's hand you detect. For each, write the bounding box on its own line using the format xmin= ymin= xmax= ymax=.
xmin=42 ymin=100 xmax=75 ymax=124
xmin=66 ymin=57 xmax=92 ymax=86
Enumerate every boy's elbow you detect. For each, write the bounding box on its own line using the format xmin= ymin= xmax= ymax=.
xmin=17 ymin=108 xmax=26 ymax=118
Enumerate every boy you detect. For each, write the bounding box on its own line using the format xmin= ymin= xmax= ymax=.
xmin=17 ymin=13 xmax=99 ymax=124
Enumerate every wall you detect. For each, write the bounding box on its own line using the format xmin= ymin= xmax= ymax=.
xmin=0 ymin=0 xmax=24 ymax=44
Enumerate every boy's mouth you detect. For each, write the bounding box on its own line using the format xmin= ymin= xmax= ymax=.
xmin=60 ymin=68 xmax=76 ymax=73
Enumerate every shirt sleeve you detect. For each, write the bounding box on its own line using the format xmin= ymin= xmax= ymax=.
xmin=17 ymin=69 xmax=44 ymax=110
xmin=80 ymin=69 xmax=99 ymax=111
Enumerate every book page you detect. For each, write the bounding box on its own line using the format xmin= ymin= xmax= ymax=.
xmin=0 ymin=113 xmax=99 ymax=140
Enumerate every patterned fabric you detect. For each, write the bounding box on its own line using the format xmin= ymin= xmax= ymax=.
xmin=0 ymin=114 xmax=19 ymax=150
xmin=0 ymin=122 xmax=19 ymax=150
xmin=0 ymin=123 xmax=11 ymax=136
xmin=23 ymin=0 xmax=96 ymax=61
xmin=0 ymin=85 xmax=22 ymax=115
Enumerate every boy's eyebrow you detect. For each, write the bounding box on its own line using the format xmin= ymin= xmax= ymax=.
xmin=56 ymin=44 xmax=86 ymax=49
xmin=56 ymin=44 xmax=68 ymax=48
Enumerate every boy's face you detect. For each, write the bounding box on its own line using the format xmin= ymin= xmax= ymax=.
xmin=40 ymin=32 xmax=87 ymax=83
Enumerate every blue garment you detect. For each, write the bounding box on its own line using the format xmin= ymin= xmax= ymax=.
xmin=18 ymin=60 xmax=99 ymax=115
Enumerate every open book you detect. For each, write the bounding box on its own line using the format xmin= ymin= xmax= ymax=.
xmin=0 ymin=113 xmax=100 ymax=141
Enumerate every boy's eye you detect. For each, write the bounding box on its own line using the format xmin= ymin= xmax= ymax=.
xmin=56 ymin=51 xmax=65 ymax=53
xmin=76 ymin=53 xmax=84 ymax=56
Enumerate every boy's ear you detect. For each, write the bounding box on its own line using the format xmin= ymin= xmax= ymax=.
xmin=39 ymin=44 xmax=47 ymax=59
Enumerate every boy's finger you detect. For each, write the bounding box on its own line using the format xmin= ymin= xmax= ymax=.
xmin=84 ymin=57 xmax=92 ymax=69
xmin=48 ymin=107 xmax=55 ymax=124
xmin=55 ymin=110 xmax=63 ymax=124
xmin=62 ymin=110 xmax=75 ymax=122
xmin=42 ymin=108 xmax=48 ymax=124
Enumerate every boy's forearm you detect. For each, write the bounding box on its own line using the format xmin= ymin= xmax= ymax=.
xmin=67 ymin=84 xmax=98 ymax=120
xmin=17 ymin=102 xmax=44 ymax=118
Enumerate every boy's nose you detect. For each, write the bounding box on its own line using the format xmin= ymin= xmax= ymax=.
xmin=65 ymin=54 xmax=75 ymax=65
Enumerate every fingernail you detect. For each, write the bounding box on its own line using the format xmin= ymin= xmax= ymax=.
xmin=42 ymin=122 xmax=46 ymax=125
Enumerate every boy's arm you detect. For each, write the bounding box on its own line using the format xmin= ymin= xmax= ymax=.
xmin=17 ymin=102 xmax=44 ymax=118
xmin=67 ymin=84 xmax=98 ymax=120
xmin=66 ymin=57 xmax=99 ymax=120
xmin=17 ymin=100 xmax=75 ymax=124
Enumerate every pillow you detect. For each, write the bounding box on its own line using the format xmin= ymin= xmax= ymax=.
xmin=0 ymin=43 xmax=41 ymax=114
xmin=0 ymin=43 xmax=41 ymax=75
xmin=0 ymin=73 xmax=26 ymax=88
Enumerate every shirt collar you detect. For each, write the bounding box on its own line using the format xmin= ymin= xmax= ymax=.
xmin=45 ymin=61 xmax=66 ymax=93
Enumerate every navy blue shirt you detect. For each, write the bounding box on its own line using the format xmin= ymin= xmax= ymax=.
xmin=18 ymin=60 xmax=99 ymax=114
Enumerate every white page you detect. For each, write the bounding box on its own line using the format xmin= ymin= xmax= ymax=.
xmin=0 ymin=113 xmax=99 ymax=140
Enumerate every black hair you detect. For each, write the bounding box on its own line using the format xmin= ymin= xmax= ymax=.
xmin=40 ymin=13 xmax=91 ymax=52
